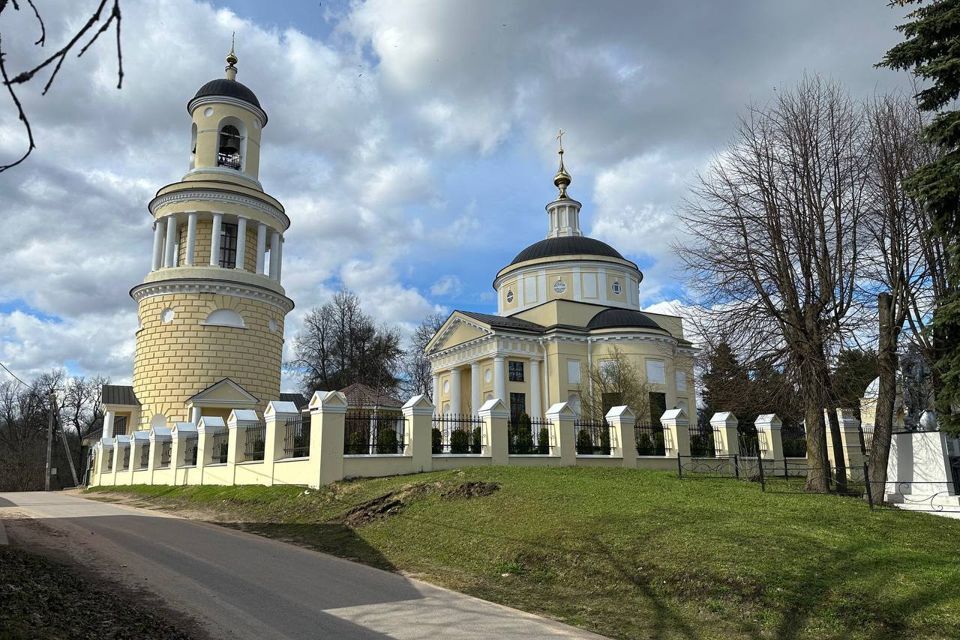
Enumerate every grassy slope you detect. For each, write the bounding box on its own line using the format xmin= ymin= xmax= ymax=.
xmin=90 ymin=467 xmax=960 ymax=640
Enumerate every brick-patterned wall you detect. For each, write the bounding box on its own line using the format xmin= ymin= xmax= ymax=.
xmin=175 ymin=219 xmax=259 ymax=270
xmin=132 ymin=292 xmax=286 ymax=427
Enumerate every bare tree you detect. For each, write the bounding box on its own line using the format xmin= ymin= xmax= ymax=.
xmin=400 ymin=313 xmax=445 ymax=400
xmin=861 ymin=94 xmax=936 ymax=502
xmin=679 ymin=77 xmax=868 ymax=492
xmin=580 ymin=347 xmax=652 ymax=423
xmin=0 ymin=0 xmax=123 ymax=172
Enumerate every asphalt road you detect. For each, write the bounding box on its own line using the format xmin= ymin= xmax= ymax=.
xmin=0 ymin=491 xmax=604 ymax=640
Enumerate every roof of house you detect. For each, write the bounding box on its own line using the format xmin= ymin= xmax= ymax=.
xmin=339 ymin=383 xmax=403 ymax=409
xmin=457 ymin=310 xmax=545 ymax=334
xmin=280 ymin=392 xmax=308 ymax=410
xmin=586 ymin=308 xmax=666 ymax=332
xmin=101 ymin=385 xmax=139 ymax=406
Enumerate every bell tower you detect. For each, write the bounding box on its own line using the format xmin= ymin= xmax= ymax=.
xmin=130 ymin=45 xmax=293 ymax=429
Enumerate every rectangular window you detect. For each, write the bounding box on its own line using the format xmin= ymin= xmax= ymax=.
xmin=219 ymin=222 xmax=238 ymax=268
xmin=114 ymin=415 xmax=128 ymax=437
xmin=645 ymin=359 xmax=666 ymax=385
xmin=567 ymin=360 xmax=581 ymax=385
xmin=599 ymin=359 xmax=617 ymax=382
xmin=510 ymin=392 xmax=526 ymax=421
xmin=508 ymin=361 xmax=524 ymax=382
xmin=675 ymin=370 xmax=688 ymax=392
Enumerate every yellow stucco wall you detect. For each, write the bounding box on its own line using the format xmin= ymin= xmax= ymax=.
xmin=133 ymin=292 xmax=285 ymax=428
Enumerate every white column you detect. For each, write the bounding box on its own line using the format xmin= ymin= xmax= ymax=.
xmin=103 ymin=411 xmax=115 ymax=441
xmin=190 ymin=406 xmax=201 ymax=425
xmin=450 ymin=367 xmax=462 ymax=415
xmin=530 ymin=358 xmax=542 ymax=417
xmin=494 ymin=355 xmax=506 ymax=402
xmin=209 ymin=213 xmax=222 ymax=267
xmin=276 ymin=235 xmax=283 ymax=282
xmin=164 ymin=216 xmax=178 ymax=268
xmin=470 ymin=362 xmax=480 ymax=415
xmin=431 ymin=373 xmax=439 ymax=407
xmin=151 ymin=219 xmax=165 ymax=270
xmin=256 ymin=223 xmax=267 ymax=274
xmin=269 ymin=231 xmax=281 ymax=281
xmin=185 ymin=212 xmax=197 ymax=266
xmin=235 ymin=217 xmax=247 ymax=270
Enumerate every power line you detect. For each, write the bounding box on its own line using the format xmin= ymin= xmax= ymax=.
xmin=0 ymin=361 xmax=27 ymax=387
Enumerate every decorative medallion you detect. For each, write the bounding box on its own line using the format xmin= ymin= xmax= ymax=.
xmin=506 ymin=290 xmax=514 ymax=303
xmin=612 ymin=280 xmax=622 ymax=295
xmin=553 ymin=279 xmax=567 ymax=294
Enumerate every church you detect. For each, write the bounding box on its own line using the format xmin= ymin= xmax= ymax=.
xmin=425 ymin=143 xmax=697 ymax=425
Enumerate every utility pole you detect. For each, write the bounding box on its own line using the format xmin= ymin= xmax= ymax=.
xmin=54 ymin=395 xmax=79 ymax=487
xmin=44 ymin=391 xmax=55 ymax=491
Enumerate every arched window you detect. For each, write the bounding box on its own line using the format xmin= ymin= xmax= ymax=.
xmin=189 ymin=123 xmax=197 ymax=170
xmin=203 ymin=309 xmax=245 ymax=328
xmin=217 ymin=125 xmax=243 ymax=170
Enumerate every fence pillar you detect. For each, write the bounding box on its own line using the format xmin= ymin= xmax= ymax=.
xmin=308 ymin=390 xmax=348 ymax=487
xmin=227 ymin=410 xmax=259 ymax=485
xmin=546 ymin=402 xmax=577 ymax=465
xmin=711 ymin=412 xmax=739 ymax=457
xmin=125 ymin=435 xmax=141 ymax=484
xmin=402 ymin=394 xmax=435 ymax=473
xmin=265 ymin=401 xmax=300 ymax=484
xmin=606 ymin=405 xmax=637 ymax=467
xmin=661 ymin=408 xmax=690 ymax=458
xmin=479 ymin=398 xmax=509 ymax=465
xmin=101 ymin=440 xmax=116 ymax=486
xmin=755 ymin=414 xmax=783 ymax=461
xmin=147 ymin=427 xmax=171 ymax=485
xmin=171 ymin=422 xmax=196 ymax=486
xmin=196 ymin=416 xmax=225 ymax=484
xmin=836 ymin=408 xmax=866 ymax=480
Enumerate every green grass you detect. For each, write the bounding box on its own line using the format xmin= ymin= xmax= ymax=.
xmin=89 ymin=467 xmax=960 ymax=640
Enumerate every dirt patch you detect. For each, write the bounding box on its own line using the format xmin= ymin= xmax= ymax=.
xmin=0 ymin=544 xmax=206 ymax=639
xmin=442 ymin=481 xmax=500 ymax=500
xmin=341 ymin=482 xmax=439 ymax=526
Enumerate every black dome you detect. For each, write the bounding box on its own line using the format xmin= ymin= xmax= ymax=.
xmin=192 ymin=78 xmax=262 ymax=109
xmin=587 ymin=308 xmax=664 ymax=331
xmin=510 ymin=236 xmax=625 ymax=266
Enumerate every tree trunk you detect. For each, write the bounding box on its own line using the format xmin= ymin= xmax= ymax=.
xmin=803 ymin=359 xmax=831 ymax=493
xmin=826 ymin=406 xmax=847 ymax=492
xmin=869 ymin=293 xmax=898 ymax=505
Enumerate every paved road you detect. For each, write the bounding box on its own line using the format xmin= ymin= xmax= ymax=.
xmin=0 ymin=492 xmax=603 ymax=640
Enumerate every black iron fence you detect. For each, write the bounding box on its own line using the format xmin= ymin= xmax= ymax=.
xmin=345 ymin=410 xmax=406 ymax=455
xmin=508 ymin=416 xmax=553 ymax=454
xmin=105 ymin=449 xmax=114 ymax=472
xmin=575 ymin=419 xmax=611 ymax=455
xmin=182 ymin=437 xmax=198 ymax=466
xmin=159 ymin=442 xmax=172 ymax=468
xmin=284 ymin=414 xmax=311 ymax=458
xmin=210 ymin=432 xmax=229 ymax=464
xmin=737 ymin=422 xmax=762 ymax=457
xmin=432 ymin=414 xmax=483 ymax=454
xmin=689 ymin=422 xmax=717 ymax=457
xmin=782 ymin=423 xmax=807 ymax=457
xmin=120 ymin=447 xmax=130 ymax=471
xmin=634 ymin=421 xmax=666 ymax=456
xmin=243 ymin=423 xmax=266 ymax=462
xmin=139 ymin=444 xmax=150 ymax=469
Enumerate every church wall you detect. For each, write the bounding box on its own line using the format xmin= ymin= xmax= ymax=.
xmin=133 ymin=292 xmax=284 ymax=428
xmin=191 ymin=102 xmax=263 ymax=179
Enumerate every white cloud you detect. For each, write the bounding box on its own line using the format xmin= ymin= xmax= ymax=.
xmin=430 ymin=275 xmax=462 ymax=297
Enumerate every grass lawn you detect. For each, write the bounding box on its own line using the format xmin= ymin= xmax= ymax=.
xmin=89 ymin=467 xmax=960 ymax=640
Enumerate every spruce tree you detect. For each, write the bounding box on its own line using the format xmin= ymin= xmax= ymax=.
xmin=881 ymin=0 xmax=960 ymax=433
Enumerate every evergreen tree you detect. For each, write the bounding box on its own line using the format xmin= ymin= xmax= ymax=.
xmin=831 ymin=349 xmax=880 ymax=421
xmin=881 ymin=0 xmax=960 ymax=433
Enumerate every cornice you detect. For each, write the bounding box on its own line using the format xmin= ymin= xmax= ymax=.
xmin=149 ymin=188 xmax=290 ymax=230
xmin=130 ymin=279 xmax=295 ymax=314
xmin=187 ymin=95 xmax=268 ymax=127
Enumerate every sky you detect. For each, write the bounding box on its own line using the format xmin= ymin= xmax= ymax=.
xmin=0 ymin=0 xmax=915 ymax=391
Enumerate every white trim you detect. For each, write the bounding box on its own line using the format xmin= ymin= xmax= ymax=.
xmin=184 ymin=166 xmax=263 ymax=190
xmin=150 ymin=189 xmax=289 ymax=230
xmin=130 ymin=279 xmax=294 ymax=313
xmin=187 ymin=95 xmax=267 ymax=127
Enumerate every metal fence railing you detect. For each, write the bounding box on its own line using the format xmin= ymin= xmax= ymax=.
xmin=120 ymin=448 xmax=130 ymax=471
xmin=689 ymin=422 xmax=717 ymax=457
xmin=244 ymin=423 xmax=266 ymax=462
xmin=574 ymin=419 xmax=611 ymax=455
xmin=432 ymin=414 xmax=483 ymax=454
xmin=284 ymin=414 xmax=311 ymax=458
xmin=738 ymin=422 xmax=762 ymax=457
xmin=139 ymin=445 xmax=150 ymax=469
xmin=210 ymin=432 xmax=228 ymax=464
xmin=782 ymin=423 xmax=807 ymax=457
xmin=159 ymin=442 xmax=172 ymax=468
xmin=634 ymin=421 xmax=666 ymax=456
xmin=182 ymin=437 xmax=198 ymax=466
xmin=344 ymin=410 xmax=405 ymax=455
xmin=508 ymin=416 xmax=553 ymax=454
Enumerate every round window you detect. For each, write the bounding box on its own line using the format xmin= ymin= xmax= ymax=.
xmin=554 ymin=279 xmax=567 ymax=294
xmin=160 ymin=308 xmax=175 ymax=324
xmin=203 ymin=107 xmax=214 ymax=117
xmin=612 ymin=281 xmax=622 ymax=295
xmin=506 ymin=290 xmax=514 ymax=303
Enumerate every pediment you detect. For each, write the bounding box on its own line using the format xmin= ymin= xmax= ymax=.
xmin=426 ymin=314 xmax=492 ymax=354
xmin=188 ymin=378 xmax=259 ymax=408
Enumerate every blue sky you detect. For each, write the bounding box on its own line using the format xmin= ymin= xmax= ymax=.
xmin=0 ymin=0 xmax=913 ymax=386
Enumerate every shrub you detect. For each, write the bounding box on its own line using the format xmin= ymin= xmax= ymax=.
xmin=636 ymin=433 xmax=654 ymax=455
xmin=376 ymin=427 xmax=399 ymax=454
xmin=576 ymin=428 xmax=593 ymax=455
xmin=432 ymin=428 xmax=442 ymax=454
xmin=515 ymin=414 xmax=534 ymax=454
xmin=537 ymin=426 xmax=550 ymax=454
xmin=451 ymin=429 xmax=470 ymax=454
xmin=346 ymin=430 xmax=367 ymax=455
xmin=471 ymin=426 xmax=482 ymax=454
